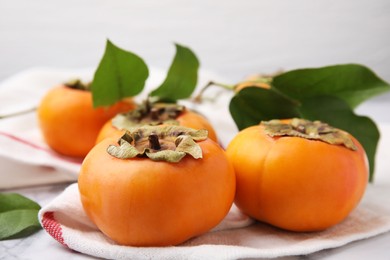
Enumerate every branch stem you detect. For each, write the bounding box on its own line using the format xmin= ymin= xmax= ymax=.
xmin=0 ymin=107 xmax=37 ymax=119
xmin=193 ymin=81 xmax=234 ymax=103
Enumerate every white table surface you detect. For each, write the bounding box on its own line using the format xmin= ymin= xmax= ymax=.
xmin=1 ymin=0 xmax=390 ymax=259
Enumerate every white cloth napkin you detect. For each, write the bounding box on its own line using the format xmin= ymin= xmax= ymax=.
xmin=38 ymin=183 xmax=390 ymax=260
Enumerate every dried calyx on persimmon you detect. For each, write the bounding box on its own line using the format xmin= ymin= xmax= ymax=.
xmin=96 ymin=101 xmax=218 ymax=143
xmin=262 ymin=118 xmax=357 ymax=150
xmin=112 ymin=102 xmax=185 ymax=129
xmin=64 ymin=79 xmax=91 ymax=91
xmin=107 ymin=125 xmax=208 ymax=163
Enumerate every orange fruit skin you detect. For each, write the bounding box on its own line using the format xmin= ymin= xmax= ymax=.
xmin=96 ymin=119 xmax=125 ymax=143
xmin=176 ymin=110 xmax=218 ymax=142
xmin=96 ymin=110 xmax=218 ymax=143
xmin=226 ymin=124 xmax=368 ymax=232
xmin=37 ymin=85 xmax=136 ymax=157
xmin=78 ymin=137 xmax=236 ymax=246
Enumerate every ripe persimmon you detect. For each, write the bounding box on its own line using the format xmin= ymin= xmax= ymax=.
xmin=234 ymin=82 xmax=270 ymax=92
xmin=78 ymin=125 xmax=235 ymax=246
xmin=234 ymin=75 xmax=271 ymax=92
xmin=37 ymin=81 xmax=136 ymax=157
xmin=96 ymin=102 xmax=218 ymax=143
xmin=233 ymin=71 xmax=283 ymax=92
xmin=226 ymin=118 xmax=368 ymax=232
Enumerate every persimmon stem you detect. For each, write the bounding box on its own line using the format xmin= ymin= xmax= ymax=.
xmin=149 ymin=133 xmax=161 ymax=150
xmin=150 ymin=107 xmax=159 ymax=121
xmin=0 ymin=107 xmax=37 ymax=119
xmin=193 ymin=81 xmax=234 ymax=103
xmin=64 ymin=79 xmax=90 ymax=91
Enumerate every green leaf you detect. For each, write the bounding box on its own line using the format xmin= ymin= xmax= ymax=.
xmin=91 ymin=39 xmax=149 ymax=107
xmin=229 ymin=87 xmax=300 ymax=130
xmin=299 ymin=96 xmax=379 ymax=181
xmin=272 ymin=64 xmax=390 ymax=109
xmin=150 ymin=43 xmax=199 ymax=102
xmin=0 ymin=193 xmax=41 ymax=213
xmin=0 ymin=210 xmax=41 ymax=240
xmin=0 ymin=193 xmax=41 ymax=240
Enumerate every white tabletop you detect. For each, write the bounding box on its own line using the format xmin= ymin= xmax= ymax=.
xmin=1 ymin=0 xmax=390 ymax=259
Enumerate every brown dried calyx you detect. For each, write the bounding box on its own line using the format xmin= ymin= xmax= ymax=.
xmin=64 ymin=79 xmax=91 ymax=91
xmin=107 ymin=125 xmax=208 ymax=162
xmin=262 ymin=118 xmax=357 ymax=151
xmin=112 ymin=102 xmax=185 ymax=130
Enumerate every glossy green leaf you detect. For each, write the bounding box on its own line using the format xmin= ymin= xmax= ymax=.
xmin=229 ymin=87 xmax=300 ymax=130
xmin=0 ymin=193 xmax=41 ymax=240
xmin=91 ymin=39 xmax=149 ymax=107
xmin=0 ymin=193 xmax=40 ymax=212
xmin=272 ymin=64 xmax=390 ymax=109
xmin=150 ymin=43 xmax=199 ymax=102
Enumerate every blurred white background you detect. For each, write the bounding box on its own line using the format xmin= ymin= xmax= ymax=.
xmin=1 ymin=0 xmax=389 ymax=120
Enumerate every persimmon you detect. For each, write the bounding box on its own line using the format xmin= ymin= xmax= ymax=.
xmin=78 ymin=125 xmax=235 ymax=246
xmin=234 ymin=81 xmax=270 ymax=92
xmin=234 ymin=74 xmax=271 ymax=92
xmin=96 ymin=102 xmax=218 ymax=143
xmin=37 ymin=81 xmax=136 ymax=157
xmin=226 ymin=118 xmax=368 ymax=232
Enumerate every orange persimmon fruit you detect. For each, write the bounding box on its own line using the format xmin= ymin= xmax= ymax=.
xmin=234 ymin=73 xmax=275 ymax=92
xmin=78 ymin=126 xmax=235 ymax=246
xmin=96 ymin=102 xmax=218 ymax=143
xmin=234 ymin=81 xmax=270 ymax=92
xmin=37 ymin=82 xmax=136 ymax=157
xmin=226 ymin=118 xmax=368 ymax=232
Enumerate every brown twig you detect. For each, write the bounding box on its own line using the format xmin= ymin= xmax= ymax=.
xmin=0 ymin=107 xmax=37 ymax=119
xmin=192 ymin=81 xmax=234 ymax=103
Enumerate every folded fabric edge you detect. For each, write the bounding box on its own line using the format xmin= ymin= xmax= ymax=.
xmin=40 ymin=211 xmax=68 ymax=247
xmin=36 ymin=183 xmax=390 ymax=259
xmin=49 ymin=217 xmax=390 ymax=260
xmin=0 ymin=131 xmax=83 ymax=165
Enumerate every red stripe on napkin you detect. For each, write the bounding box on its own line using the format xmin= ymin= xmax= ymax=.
xmin=41 ymin=212 xmax=67 ymax=247
xmin=0 ymin=131 xmax=82 ymax=164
